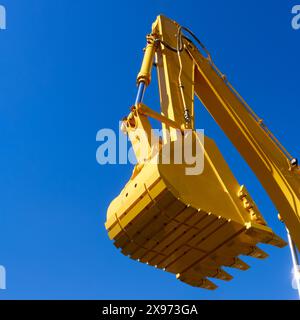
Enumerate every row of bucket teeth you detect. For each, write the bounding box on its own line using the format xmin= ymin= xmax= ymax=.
xmin=110 ymin=187 xmax=278 ymax=289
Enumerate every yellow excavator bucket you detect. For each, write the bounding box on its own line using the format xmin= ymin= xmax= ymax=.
xmin=105 ymin=132 xmax=286 ymax=289
xmin=105 ymin=13 xmax=290 ymax=289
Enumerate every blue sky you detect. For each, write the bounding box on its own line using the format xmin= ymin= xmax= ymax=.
xmin=0 ymin=0 xmax=299 ymax=299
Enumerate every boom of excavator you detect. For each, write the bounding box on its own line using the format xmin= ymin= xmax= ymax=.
xmin=105 ymin=15 xmax=300 ymax=290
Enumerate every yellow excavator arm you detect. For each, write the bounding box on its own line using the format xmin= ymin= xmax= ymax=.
xmin=105 ymin=15 xmax=300 ymax=290
xmin=151 ymin=15 xmax=300 ymax=249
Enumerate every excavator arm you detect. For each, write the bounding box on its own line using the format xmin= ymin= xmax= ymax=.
xmin=105 ymin=15 xmax=300 ymax=290
xmin=151 ymin=15 xmax=300 ymax=250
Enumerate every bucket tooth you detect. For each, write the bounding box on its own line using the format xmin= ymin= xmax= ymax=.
xmin=214 ymin=268 xmax=233 ymax=281
xmin=266 ymin=234 xmax=287 ymax=248
xmin=230 ymin=257 xmax=250 ymax=270
xmin=176 ymin=273 xmax=218 ymax=290
xmin=198 ymin=278 xmax=218 ymax=290
xmin=247 ymin=246 xmax=269 ymax=259
xmin=245 ymin=222 xmax=287 ymax=248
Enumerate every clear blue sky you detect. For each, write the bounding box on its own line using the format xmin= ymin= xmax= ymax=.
xmin=0 ymin=0 xmax=299 ymax=299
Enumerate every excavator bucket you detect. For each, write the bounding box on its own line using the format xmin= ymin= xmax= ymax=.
xmin=105 ymin=130 xmax=286 ymax=289
xmin=104 ymin=13 xmax=292 ymax=289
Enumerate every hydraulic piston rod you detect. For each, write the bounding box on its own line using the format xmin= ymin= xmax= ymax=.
xmin=135 ymin=34 xmax=156 ymax=105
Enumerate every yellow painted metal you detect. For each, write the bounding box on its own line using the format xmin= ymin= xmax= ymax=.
xmin=106 ymin=113 xmax=286 ymax=289
xmin=137 ymin=35 xmax=157 ymax=86
xmin=152 ymin=15 xmax=300 ymax=249
xmin=106 ymin=130 xmax=286 ymax=289
xmin=104 ymin=15 xmax=299 ymax=289
xmin=137 ymin=103 xmax=181 ymax=130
